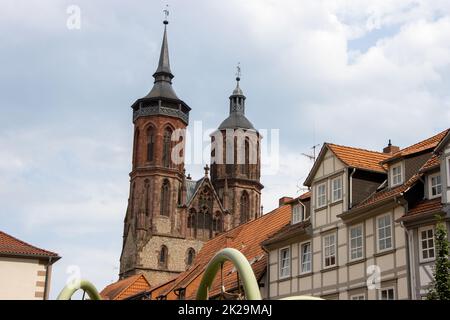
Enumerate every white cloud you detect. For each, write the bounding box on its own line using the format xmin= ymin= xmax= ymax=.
xmin=1 ymin=0 xmax=450 ymax=298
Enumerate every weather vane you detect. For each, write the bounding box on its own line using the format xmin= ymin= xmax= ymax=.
xmin=236 ymin=62 xmax=241 ymax=80
xmin=163 ymin=5 xmax=169 ymax=23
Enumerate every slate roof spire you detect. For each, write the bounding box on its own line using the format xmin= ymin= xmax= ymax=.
xmin=145 ymin=15 xmax=179 ymax=100
xmin=218 ymin=64 xmax=255 ymax=130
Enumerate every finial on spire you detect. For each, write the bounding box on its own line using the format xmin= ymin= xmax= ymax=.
xmin=204 ymin=164 xmax=210 ymax=177
xmin=235 ymin=62 xmax=241 ymax=82
xmin=163 ymin=5 xmax=169 ymax=24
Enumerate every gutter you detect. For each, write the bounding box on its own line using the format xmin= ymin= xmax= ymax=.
xmin=261 ymin=246 xmax=270 ymax=299
xmin=400 ymin=221 xmax=414 ymax=300
xmin=43 ymin=256 xmax=52 ymax=300
xmin=349 ymin=168 xmax=356 ymax=209
xmin=395 ymin=193 xmax=414 ymax=300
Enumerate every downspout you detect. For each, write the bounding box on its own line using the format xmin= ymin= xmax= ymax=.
xmin=397 ymin=192 xmax=414 ymax=300
xmin=43 ymin=257 xmax=52 ymax=300
xmin=349 ymin=168 xmax=356 ymax=209
xmin=262 ymin=246 xmax=270 ymax=300
xmin=400 ymin=220 xmax=414 ymax=300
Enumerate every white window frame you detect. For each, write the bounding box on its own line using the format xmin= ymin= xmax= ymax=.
xmin=316 ymin=182 xmax=327 ymax=209
xmin=279 ymin=247 xmax=291 ymax=279
xmin=447 ymin=156 xmax=450 ymax=186
xmin=429 ymin=173 xmax=442 ymax=199
xmin=300 ymin=241 xmax=312 ymax=274
xmin=323 ymin=233 xmax=337 ymax=268
xmin=379 ymin=287 xmax=395 ymax=300
xmin=331 ymin=176 xmax=343 ymax=203
xmin=419 ymin=226 xmax=435 ymax=263
xmin=349 ymin=224 xmax=364 ymax=261
xmin=391 ymin=163 xmax=403 ymax=187
xmin=350 ymin=293 xmax=366 ymax=300
xmin=292 ymin=203 xmax=303 ymax=224
xmin=377 ymin=214 xmax=393 ymax=253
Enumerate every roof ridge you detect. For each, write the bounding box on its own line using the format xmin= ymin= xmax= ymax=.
xmin=116 ymin=274 xmax=147 ymax=300
xmin=0 ymin=230 xmax=58 ymax=257
xmin=400 ymin=128 xmax=449 ymax=152
xmin=326 ymin=142 xmax=388 ymax=155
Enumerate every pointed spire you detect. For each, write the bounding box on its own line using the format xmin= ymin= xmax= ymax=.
xmin=232 ymin=63 xmax=244 ymax=96
xmin=218 ymin=63 xmax=255 ymax=130
xmin=154 ymin=20 xmax=173 ymax=77
xmin=145 ymin=11 xmax=179 ymax=100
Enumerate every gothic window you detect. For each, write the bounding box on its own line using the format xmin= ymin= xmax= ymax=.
xmin=144 ymin=179 xmax=150 ymax=216
xmin=187 ymin=209 xmax=196 ymax=238
xmin=196 ymin=188 xmax=213 ymax=239
xmin=133 ymin=129 xmax=140 ymax=168
xmin=147 ymin=126 xmax=155 ymax=162
xmin=186 ymin=248 xmax=195 ymax=266
xmin=178 ymin=184 xmax=182 ymax=206
xmin=159 ymin=245 xmax=168 ymax=268
xmin=160 ymin=180 xmax=170 ymax=216
xmin=213 ymin=212 xmax=223 ymax=233
xmin=242 ymin=139 xmax=250 ymax=176
xmin=162 ymin=127 xmax=173 ymax=168
xmin=240 ymin=191 xmax=249 ymax=224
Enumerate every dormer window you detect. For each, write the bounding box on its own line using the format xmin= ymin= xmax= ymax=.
xmin=391 ymin=163 xmax=403 ymax=187
xmin=429 ymin=173 xmax=442 ymax=198
xmin=316 ymin=182 xmax=327 ymax=208
xmin=331 ymin=176 xmax=342 ymax=202
xmin=292 ymin=202 xmax=309 ymax=224
xmin=292 ymin=204 xmax=302 ymax=224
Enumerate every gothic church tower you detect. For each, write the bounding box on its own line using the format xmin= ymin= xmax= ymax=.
xmin=210 ymin=75 xmax=263 ymax=228
xmin=119 ymin=17 xmax=263 ymax=288
xmin=119 ymin=19 xmax=203 ymax=286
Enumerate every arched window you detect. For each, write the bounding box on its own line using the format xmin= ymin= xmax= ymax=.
xmin=186 ymin=248 xmax=195 ymax=266
xmin=178 ymin=184 xmax=182 ymax=206
xmin=162 ymin=127 xmax=172 ymax=168
xmin=213 ymin=212 xmax=223 ymax=233
xmin=160 ymin=180 xmax=170 ymax=216
xmin=159 ymin=245 xmax=168 ymax=268
xmin=187 ymin=209 xmax=196 ymax=238
xmin=133 ymin=129 xmax=140 ymax=168
xmin=240 ymin=191 xmax=249 ymax=224
xmin=242 ymin=139 xmax=250 ymax=176
xmin=147 ymin=126 xmax=155 ymax=162
xmin=144 ymin=179 xmax=150 ymax=216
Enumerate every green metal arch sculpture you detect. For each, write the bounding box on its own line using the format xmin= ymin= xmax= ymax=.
xmin=196 ymin=248 xmax=261 ymax=300
xmin=57 ymin=279 xmax=102 ymax=300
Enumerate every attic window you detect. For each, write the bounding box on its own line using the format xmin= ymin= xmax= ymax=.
xmin=292 ymin=204 xmax=303 ymax=224
xmin=391 ymin=163 xmax=403 ymax=187
xmin=429 ymin=173 xmax=442 ymax=198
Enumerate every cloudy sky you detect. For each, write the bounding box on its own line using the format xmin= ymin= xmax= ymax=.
xmin=1 ymin=0 xmax=450 ymax=298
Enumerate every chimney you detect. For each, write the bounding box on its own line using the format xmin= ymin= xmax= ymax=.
xmin=279 ymin=196 xmax=293 ymax=207
xmin=383 ymin=139 xmax=400 ymax=154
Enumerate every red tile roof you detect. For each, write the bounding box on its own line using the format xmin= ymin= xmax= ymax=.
xmin=0 ymin=231 xmax=59 ymax=259
xmin=397 ymin=197 xmax=444 ymax=222
xmin=383 ymin=129 xmax=450 ymax=163
xmin=285 ymin=191 xmax=311 ymax=205
xmin=150 ymin=204 xmax=292 ymax=300
xmin=347 ymin=129 xmax=450 ymax=213
xmin=100 ymin=274 xmax=151 ymax=300
xmin=420 ymin=154 xmax=440 ymax=172
xmin=407 ymin=198 xmax=443 ymax=217
xmin=327 ymin=143 xmax=390 ymax=173
xmin=350 ymin=173 xmax=421 ymax=211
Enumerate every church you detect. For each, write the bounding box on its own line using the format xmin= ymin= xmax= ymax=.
xmin=119 ymin=17 xmax=263 ymax=287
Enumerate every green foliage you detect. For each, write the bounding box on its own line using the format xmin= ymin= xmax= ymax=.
xmin=427 ymin=215 xmax=450 ymax=300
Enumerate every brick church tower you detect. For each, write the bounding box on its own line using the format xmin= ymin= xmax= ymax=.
xmin=119 ymin=19 xmax=202 ymax=285
xmin=210 ymin=74 xmax=263 ymax=228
